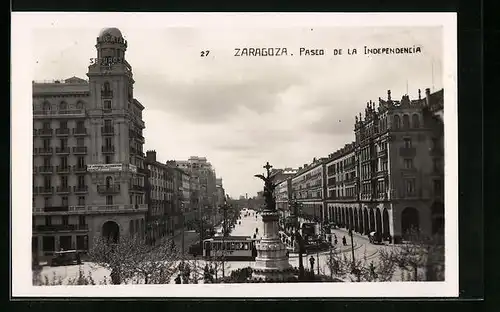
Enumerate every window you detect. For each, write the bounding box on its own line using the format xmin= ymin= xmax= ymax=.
xmin=76 ymin=120 xmax=85 ymax=130
xmin=43 ymin=102 xmax=51 ymax=112
xmin=78 ymin=196 xmax=85 ymax=206
xmin=105 ymin=155 xmax=112 ymax=164
xmin=77 ymin=175 xmax=85 ymax=187
xmin=60 ymin=121 xmax=67 ymax=129
xmin=61 ymin=196 xmax=68 ymax=206
xmin=106 ymin=195 xmax=113 ymax=205
xmin=405 ymin=179 xmax=415 ymax=196
xmin=393 ymin=115 xmax=401 ymax=129
xmin=412 ymin=114 xmax=420 ymax=128
xmin=77 ymin=138 xmax=84 ymax=147
xmin=433 ymin=179 xmax=442 ymax=194
xmin=433 ymin=158 xmax=442 ymax=172
xmin=104 ymin=100 xmax=112 ymax=110
xmin=431 ymin=138 xmax=438 ymax=151
xmin=43 ymin=157 xmax=51 ymax=167
xmin=103 ymin=82 xmax=111 ymax=92
xmin=45 ymin=216 xmax=52 ymax=226
xmin=59 ymin=101 xmax=67 ymax=110
xmin=60 ymin=138 xmax=67 ymax=148
xmin=62 ymin=215 xmax=69 ymax=225
xmin=403 ymin=114 xmax=410 ymax=129
xmin=43 ymin=121 xmax=51 ymax=129
xmin=76 ymin=101 xmax=84 ymax=110
xmin=43 ymin=139 xmax=50 ymax=149
xmin=61 ymin=176 xmax=68 ymax=187
xmin=403 ymin=138 xmax=412 ymax=148
xmin=403 ymin=158 xmax=413 ymax=169
xmin=77 ymin=156 xmax=85 ymax=168
xmin=104 ymin=120 xmax=112 ymax=129
xmin=79 ymin=215 xmax=86 ymax=225
xmin=60 ymin=156 xmax=68 ymax=168
xmin=44 ymin=197 xmax=51 ymax=207
xmin=44 ymin=176 xmax=51 ymax=188
xmin=105 ymin=137 xmax=112 ymax=147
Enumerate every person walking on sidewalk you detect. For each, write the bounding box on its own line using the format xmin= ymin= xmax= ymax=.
xmin=342 ymin=236 xmax=347 ymax=246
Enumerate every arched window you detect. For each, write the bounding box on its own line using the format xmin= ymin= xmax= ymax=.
xmin=412 ymin=114 xmax=420 ymax=128
xmin=76 ymin=101 xmax=84 ymax=109
xmin=43 ymin=101 xmax=51 ymax=112
xmin=393 ymin=115 xmax=401 ymax=129
xmin=403 ymin=114 xmax=410 ymax=129
xmin=59 ymin=101 xmax=68 ymax=111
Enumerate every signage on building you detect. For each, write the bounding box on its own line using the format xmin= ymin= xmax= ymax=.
xmin=129 ymin=164 xmax=138 ymax=173
xmin=87 ymin=164 xmax=124 ymax=172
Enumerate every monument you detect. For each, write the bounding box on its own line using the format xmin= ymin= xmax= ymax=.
xmin=251 ymin=162 xmax=296 ymax=282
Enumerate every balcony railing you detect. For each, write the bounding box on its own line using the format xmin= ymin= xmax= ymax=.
xmin=101 ymin=127 xmax=114 ymax=135
xmin=73 ymin=185 xmax=88 ymax=193
xmin=399 ymin=147 xmax=416 ymax=157
xmin=34 ymin=224 xmax=89 ymax=232
xmin=56 ymin=186 xmax=71 ymax=194
xmin=38 ymin=147 xmax=53 ymax=155
xmin=33 ymin=109 xmax=86 ymax=118
xmin=38 ymin=166 xmax=54 ymax=174
xmin=56 ymin=166 xmax=71 ymax=173
xmin=37 ymin=186 xmax=54 ymax=194
xmin=97 ymin=184 xmax=121 ymax=194
xmin=378 ymin=149 xmax=387 ymax=157
xmin=102 ymin=145 xmax=115 ymax=153
xmin=73 ymin=128 xmax=88 ymax=136
xmin=55 ymin=128 xmax=70 ymax=136
xmin=73 ymin=146 xmax=88 ymax=154
xmin=38 ymin=129 xmax=53 ymax=137
xmin=56 ymin=147 xmax=70 ymax=154
xmin=33 ymin=204 xmax=148 ymax=215
xmin=101 ymin=90 xmax=114 ymax=98
xmin=131 ymin=184 xmax=144 ymax=192
xmin=73 ymin=165 xmax=87 ymax=173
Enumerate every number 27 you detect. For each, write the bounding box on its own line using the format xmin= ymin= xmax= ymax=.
xmin=200 ymin=50 xmax=210 ymax=57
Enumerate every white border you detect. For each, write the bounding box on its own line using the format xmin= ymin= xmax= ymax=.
xmin=11 ymin=12 xmax=458 ymax=298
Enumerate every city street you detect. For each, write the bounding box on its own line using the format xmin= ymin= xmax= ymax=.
xmin=37 ymin=208 xmax=402 ymax=284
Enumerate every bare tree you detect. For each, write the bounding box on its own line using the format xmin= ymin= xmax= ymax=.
xmin=88 ymin=234 xmax=180 ymax=284
xmin=206 ymin=249 xmax=231 ymax=283
xmin=387 ymin=228 xmax=445 ymax=281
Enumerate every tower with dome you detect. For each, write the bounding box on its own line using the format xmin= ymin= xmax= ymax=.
xmin=31 ymin=28 xmax=148 ymax=260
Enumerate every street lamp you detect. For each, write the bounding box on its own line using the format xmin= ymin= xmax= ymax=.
xmin=348 ymin=227 xmax=360 ymax=282
xmin=289 ymin=196 xmax=305 ymax=280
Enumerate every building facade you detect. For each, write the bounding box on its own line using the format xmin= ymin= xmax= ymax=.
xmin=290 ymin=159 xmax=327 ymax=222
xmin=145 ymin=150 xmax=174 ymax=244
xmin=32 ymin=28 xmax=148 ymax=259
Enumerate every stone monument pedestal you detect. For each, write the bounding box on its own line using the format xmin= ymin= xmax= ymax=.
xmin=252 ymin=210 xmax=296 ymax=282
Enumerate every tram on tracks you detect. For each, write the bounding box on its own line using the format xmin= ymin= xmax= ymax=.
xmin=202 ymin=236 xmax=257 ymax=261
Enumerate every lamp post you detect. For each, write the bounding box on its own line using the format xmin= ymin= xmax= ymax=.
xmin=349 ymin=227 xmax=360 ymax=282
xmin=290 ymin=197 xmax=305 ymax=280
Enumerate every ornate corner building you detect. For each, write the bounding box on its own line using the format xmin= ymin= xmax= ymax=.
xmin=32 ymin=28 xmax=148 ymax=260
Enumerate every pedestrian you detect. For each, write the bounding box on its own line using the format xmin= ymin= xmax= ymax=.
xmin=342 ymin=236 xmax=347 ymax=246
xmin=253 ymin=233 xmax=256 ymax=239
xmin=309 ymin=255 xmax=315 ymax=273
xmin=334 ymin=237 xmax=338 ymax=245
xmin=255 ymin=228 xmax=258 ymax=234
xmin=175 ymin=274 xmax=182 ymax=284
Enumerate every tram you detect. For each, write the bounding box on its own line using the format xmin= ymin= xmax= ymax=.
xmin=202 ymin=236 xmax=257 ymax=261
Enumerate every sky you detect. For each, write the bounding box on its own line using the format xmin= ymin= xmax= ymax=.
xmin=32 ymin=26 xmax=443 ymax=198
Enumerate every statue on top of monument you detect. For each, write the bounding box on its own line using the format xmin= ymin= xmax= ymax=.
xmin=254 ymin=162 xmax=277 ymax=212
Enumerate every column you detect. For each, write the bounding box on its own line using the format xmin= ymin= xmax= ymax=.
xmin=55 ymin=235 xmax=60 ymax=252
xmin=71 ymin=235 xmax=76 ymax=250
xmin=38 ymin=236 xmax=43 ymax=258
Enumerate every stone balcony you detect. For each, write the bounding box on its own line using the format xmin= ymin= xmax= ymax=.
xmin=32 ymin=204 xmax=148 ymax=215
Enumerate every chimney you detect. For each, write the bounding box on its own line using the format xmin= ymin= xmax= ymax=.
xmin=387 ymin=90 xmax=391 ymax=101
xmin=418 ymin=89 xmax=422 ymax=100
xmin=425 ymin=88 xmax=431 ymax=106
xmin=146 ymin=150 xmax=157 ymax=162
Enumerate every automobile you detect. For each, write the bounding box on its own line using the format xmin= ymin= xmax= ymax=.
xmin=369 ymin=231 xmax=383 ymax=244
xmin=50 ymin=250 xmax=82 ymax=267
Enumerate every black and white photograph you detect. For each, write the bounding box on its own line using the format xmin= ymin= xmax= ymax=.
xmin=11 ymin=13 xmax=458 ymax=297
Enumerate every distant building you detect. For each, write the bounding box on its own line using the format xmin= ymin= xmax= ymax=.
xmin=169 ymin=156 xmax=217 ymax=221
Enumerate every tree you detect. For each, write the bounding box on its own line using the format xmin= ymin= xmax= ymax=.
xmin=385 ymin=228 xmax=445 ymax=281
xmin=206 ymin=249 xmax=231 ymax=283
xmin=88 ymin=234 xmax=180 ymax=284
xmin=324 ymin=245 xmax=397 ymax=282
